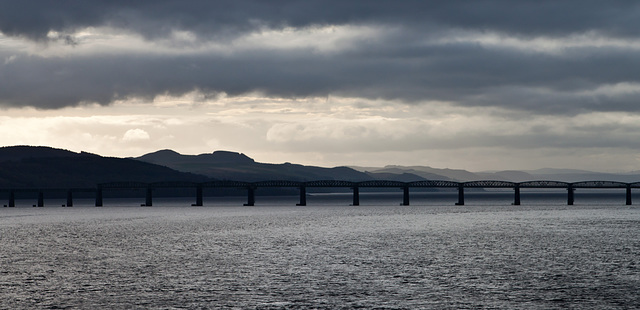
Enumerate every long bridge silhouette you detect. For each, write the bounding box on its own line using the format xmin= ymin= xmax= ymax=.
xmin=2 ymin=179 xmax=640 ymax=207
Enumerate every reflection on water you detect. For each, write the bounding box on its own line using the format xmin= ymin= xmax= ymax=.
xmin=0 ymin=195 xmax=638 ymax=309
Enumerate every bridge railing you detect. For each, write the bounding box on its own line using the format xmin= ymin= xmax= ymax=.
xmin=572 ymin=181 xmax=628 ymax=188
xmin=464 ymin=180 xmax=515 ymax=188
xmin=518 ymin=180 xmax=569 ymax=188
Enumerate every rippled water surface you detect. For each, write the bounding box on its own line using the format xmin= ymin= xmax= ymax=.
xmin=0 ymin=196 xmax=639 ymax=309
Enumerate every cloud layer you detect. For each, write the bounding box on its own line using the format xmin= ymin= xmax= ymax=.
xmin=1 ymin=0 xmax=640 ymax=114
xmin=3 ymin=1 xmax=640 ymax=40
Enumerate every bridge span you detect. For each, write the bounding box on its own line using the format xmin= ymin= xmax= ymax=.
xmin=2 ymin=180 xmax=639 ymax=207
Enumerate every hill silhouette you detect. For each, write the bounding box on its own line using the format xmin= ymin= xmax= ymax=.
xmin=0 ymin=146 xmax=208 ymax=188
xmin=4 ymin=146 xmax=640 ymax=190
xmin=136 ymin=149 xmax=376 ymax=182
xmin=0 ymin=146 xmax=425 ymax=192
xmin=352 ymin=164 xmax=640 ymax=183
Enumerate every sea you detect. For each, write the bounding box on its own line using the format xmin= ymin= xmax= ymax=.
xmin=0 ymin=192 xmax=638 ymax=309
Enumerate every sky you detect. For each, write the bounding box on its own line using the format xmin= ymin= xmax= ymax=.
xmin=2 ymin=1 xmax=640 ymax=172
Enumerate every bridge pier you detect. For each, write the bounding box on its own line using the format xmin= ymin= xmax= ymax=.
xmin=192 ymin=184 xmax=203 ymax=206
xmin=244 ymin=187 xmax=255 ymax=206
xmin=8 ymin=191 xmax=15 ymax=207
xmin=513 ymin=185 xmax=521 ymax=205
xmin=567 ymin=185 xmax=574 ymax=205
xmin=95 ymin=186 xmax=103 ymax=207
xmin=297 ymin=186 xmax=306 ymax=206
xmin=402 ymin=186 xmax=410 ymax=206
xmin=626 ymin=185 xmax=632 ymax=205
xmin=66 ymin=190 xmax=73 ymax=207
xmin=352 ymin=187 xmax=359 ymax=206
xmin=37 ymin=191 xmax=44 ymax=207
xmin=455 ymin=184 xmax=465 ymax=205
xmin=143 ymin=187 xmax=153 ymax=206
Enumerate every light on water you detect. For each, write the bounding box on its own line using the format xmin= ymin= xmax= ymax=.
xmin=0 ymin=195 xmax=638 ymax=309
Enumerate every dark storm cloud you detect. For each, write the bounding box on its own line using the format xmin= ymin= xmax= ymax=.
xmin=2 ymin=0 xmax=640 ymax=113
xmin=2 ymin=0 xmax=640 ymax=40
xmin=3 ymin=39 xmax=640 ymax=113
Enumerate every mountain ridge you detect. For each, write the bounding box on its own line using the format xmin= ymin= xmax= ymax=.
xmin=1 ymin=146 xmax=640 ymax=188
xmin=0 ymin=146 xmax=208 ymax=188
xmin=352 ymin=165 xmax=640 ymax=183
xmin=134 ymin=149 xmax=640 ymax=183
xmin=135 ymin=150 xmax=377 ymax=182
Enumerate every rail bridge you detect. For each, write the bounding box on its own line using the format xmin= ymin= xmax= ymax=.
xmin=2 ymin=180 xmax=639 ymax=207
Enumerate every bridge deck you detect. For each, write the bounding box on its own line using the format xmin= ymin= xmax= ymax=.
xmin=2 ymin=179 xmax=637 ymax=207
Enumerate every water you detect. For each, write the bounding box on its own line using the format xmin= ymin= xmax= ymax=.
xmin=0 ymin=194 xmax=638 ymax=309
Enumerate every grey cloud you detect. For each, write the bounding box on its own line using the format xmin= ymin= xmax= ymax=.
xmin=2 ymin=1 xmax=640 ymax=41
xmin=2 ymin=38 xmax=640 ymax=113
xmin=2 ymin=1 xmax=640 ymax=114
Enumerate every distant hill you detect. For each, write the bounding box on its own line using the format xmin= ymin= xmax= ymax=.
xmin=365 ymin=172 xmax=428 ymax=182
xmin=139 ymin=149 xmax=255 ymax=165
xmin=3 ymin=146 xmax=640 ymax=190
xmin=359 ymin=166 xmax=453 ymax=181
xmin=351 ymin=164 xmax=640 ymax=183
xmin=476 ymin=170 xmax=536 ymax=182
xmin=136 ymin=150 xmax=372 ymax=182
xmin=527 ymin=168 xmax=596 ymax=175
xmin=524 ymin=171 xmax=640 ymax=183
xmin=0 ymin=146 xmax=208 ymax=188
xmin=351 ymin=165 xmax=478 ymax=181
